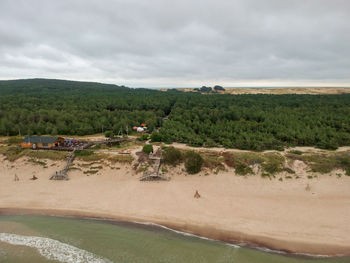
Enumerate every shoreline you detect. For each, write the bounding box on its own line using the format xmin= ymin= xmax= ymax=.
xmin=1 ymin=207 xmax=349 ymax=258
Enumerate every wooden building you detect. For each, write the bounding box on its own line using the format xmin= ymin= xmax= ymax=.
xmin=21 ymin=136 xmax=64 ymax=149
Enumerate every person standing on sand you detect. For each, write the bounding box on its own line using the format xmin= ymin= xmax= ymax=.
xmin=194 ymin=190 xmax=201 ymax=198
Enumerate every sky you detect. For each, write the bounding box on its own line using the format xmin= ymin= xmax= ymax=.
xmin=0 ymin=0 xmax=349 ymax=88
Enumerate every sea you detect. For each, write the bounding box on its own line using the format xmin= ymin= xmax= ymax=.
xmin=0 ymin=215 xmax=349 ymax=263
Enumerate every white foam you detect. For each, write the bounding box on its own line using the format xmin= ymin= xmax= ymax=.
xmin=0 ymin=233 xmax=113 ymax=263
xmin=133 ymin=221 xmax=241 ymax=248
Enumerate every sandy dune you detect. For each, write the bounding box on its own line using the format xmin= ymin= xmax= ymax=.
xmin=167 ymin=87 xmax=350 ymax=95
xmin=0 ymin=154 xmax=350 ymax=256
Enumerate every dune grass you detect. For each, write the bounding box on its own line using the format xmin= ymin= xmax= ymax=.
xmin=202 ymin=152 xmax=225 ymax=171
xmin=286 ymin=151 xmax=350 ymax=176
xmin=223 ymin=151 xmax=286 ymax=176
xmin=75 ymin=150 xmax=133 ymax=164
xmin=0 ymin=145 xmax=69 ymax=162
xmin=26 ymin=150 xmax=69 ymax=160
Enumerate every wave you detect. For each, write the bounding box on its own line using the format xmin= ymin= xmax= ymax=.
xmin=132 ymin=221 xmax=333 ymax=258
xmin=0 ymin=233 xmax=112 ymax=263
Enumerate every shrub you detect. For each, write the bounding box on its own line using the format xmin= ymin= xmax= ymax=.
xmin=202 ymin=153 xmax=224 ymax=170
xmin=2 ymin=146 xmax=25 ymax=161
xmin=75 ymin=150 xmax=93 ymax=156
xmin=262 ymin=162 xmax=281 ymax=174
xmin=261 ymin=153 xmax=285 ymax=175
xmin=142 ymin=144 xmax=153 ymax=154
xmin=150 ymin=132 xmax=162 ymax=142
xmin=289 ymin=150 xmax=303 ymax=155
xmin=7 ymin=136 xmax=24 ymax=145
xmin=163 ymin=147 xmax=182 ymax=166
xmin=283 ymin=167 xmax=295 ymax=174
xmin=261 ymin=173 xmax=271 ymax=178
xmin=184 ymin=151 xmax=203 ymax=174
xmin=104 ymin=131 xmax=113 ymax=138
xmin=235 ymin=162 xmax=253 ymax=175
xmin=139 ymin=133 xmax=149 ymax=141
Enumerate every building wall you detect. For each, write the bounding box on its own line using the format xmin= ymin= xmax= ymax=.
xmin=37 ymin=143 xmax=55 ymax=148
xmin=21 ymin=142 xmax=56 ymax=149
xmin=21 ymin=142 xmax=33 ymax=148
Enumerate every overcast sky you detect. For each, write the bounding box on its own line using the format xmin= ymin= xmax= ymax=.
xmin=0 ymin=0 xmax=349 ymax=87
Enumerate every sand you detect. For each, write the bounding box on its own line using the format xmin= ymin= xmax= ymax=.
xmin=166 ymin=87 xmax=350 ymax=95
xmin=1 ymin=153 xmax=350 ymax=256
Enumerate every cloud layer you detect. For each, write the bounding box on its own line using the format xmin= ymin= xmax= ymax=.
xmin=1 ymin=0 xmax=349 ymax=87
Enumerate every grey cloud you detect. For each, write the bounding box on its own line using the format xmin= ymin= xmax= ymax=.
xmin=0 ymin=0 xmax=349 ymax=87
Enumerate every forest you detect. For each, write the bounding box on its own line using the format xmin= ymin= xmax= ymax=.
xmin=0 ymin=79 xmax=349 ymax=151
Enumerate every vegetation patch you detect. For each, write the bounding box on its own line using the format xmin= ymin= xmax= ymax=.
xmin=184 ymin=151 xmax=203 ymax=174
xmin=139 ymin=133 xmax=149 ymax=141
xmin=282 ymin=167 xmax=295 ymax=174
xmin=162 ymin=147 xmax=182 ymax=166
xmin=6 ymin=136 xmax=24 ymax=145
xmin=202 ymin=152 xmax=225 ymax=170
xmin=235 ymin=162 xmax=253 ymax=175
xmin=136 ymin=163 xmax=150 ymax=174
xmin=84 ymin=170 xmax=99 ymax=175
xmin=68 ymin=167 xmax=82 ymax=171
xmin=75 ymin=150 xmax=94 ymax=157
xmin=75 ymin=151 xmax=104 ymax=162
xmin=150 ymin=132 xmax=162 ymax=142
xmin=261 ymin=153 xmax=285 ymax=175
xmin=28 ymin=158 xmax=47 ymax=167
xmin=286 ymin=151 xmax=350 ymax=176
xmin=223 ymin=152 xmax=285 ymax=175
xmin=26 ymin=150 xmax=68 ymax=160
xmin=142 ymin=144 xmax=153 ymax=154
xmin=288 ymin=150 xmax=303 ymax=155
xmin=107 ymin=155 xmax=133 ymax=164
xmin=0 ymin=146 xmax=25 ymax=161
xmin=90 ymin=165 xmax=103 ymax=170
xmin=261 ymin=173 xmax=271 ymax=178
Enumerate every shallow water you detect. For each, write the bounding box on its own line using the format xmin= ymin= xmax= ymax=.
xmin=0 ymin=215 xmax=348 ymax=263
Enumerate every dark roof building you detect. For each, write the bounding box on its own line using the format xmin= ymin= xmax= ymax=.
xmin=22 ymin=136 xmax=60 ymax=144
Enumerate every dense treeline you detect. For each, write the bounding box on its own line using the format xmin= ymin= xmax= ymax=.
xmin=0 ymin=79 xmax=349 ymax=150
xmin=160 ymin=94 xmax=350 ymax=150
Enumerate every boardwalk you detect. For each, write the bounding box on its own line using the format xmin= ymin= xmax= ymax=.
xmin=140 ymin=149 xmax=169 ymax=181
xmin=50 ymin=150 xmax=76 ymax=180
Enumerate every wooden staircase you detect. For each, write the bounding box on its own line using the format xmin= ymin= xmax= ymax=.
xmin=50 ymin=150 xmax=75 ymax=180
xmin=140 ymin=149 xmax=169 ymax=181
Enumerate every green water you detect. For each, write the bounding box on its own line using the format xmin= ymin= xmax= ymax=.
xmin=0 ymin=215 xmax=349 ymax=263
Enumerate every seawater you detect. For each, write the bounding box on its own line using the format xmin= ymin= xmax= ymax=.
xmin=0 ymin=215 xmax=348 ymax=263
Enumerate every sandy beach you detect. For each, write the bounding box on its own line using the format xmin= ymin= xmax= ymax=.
xmin=1 ymin=151 xmax=350 ymax=257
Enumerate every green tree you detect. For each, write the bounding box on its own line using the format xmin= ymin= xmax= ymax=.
xmin=150 ymin=131 xmax=162 ymax=142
